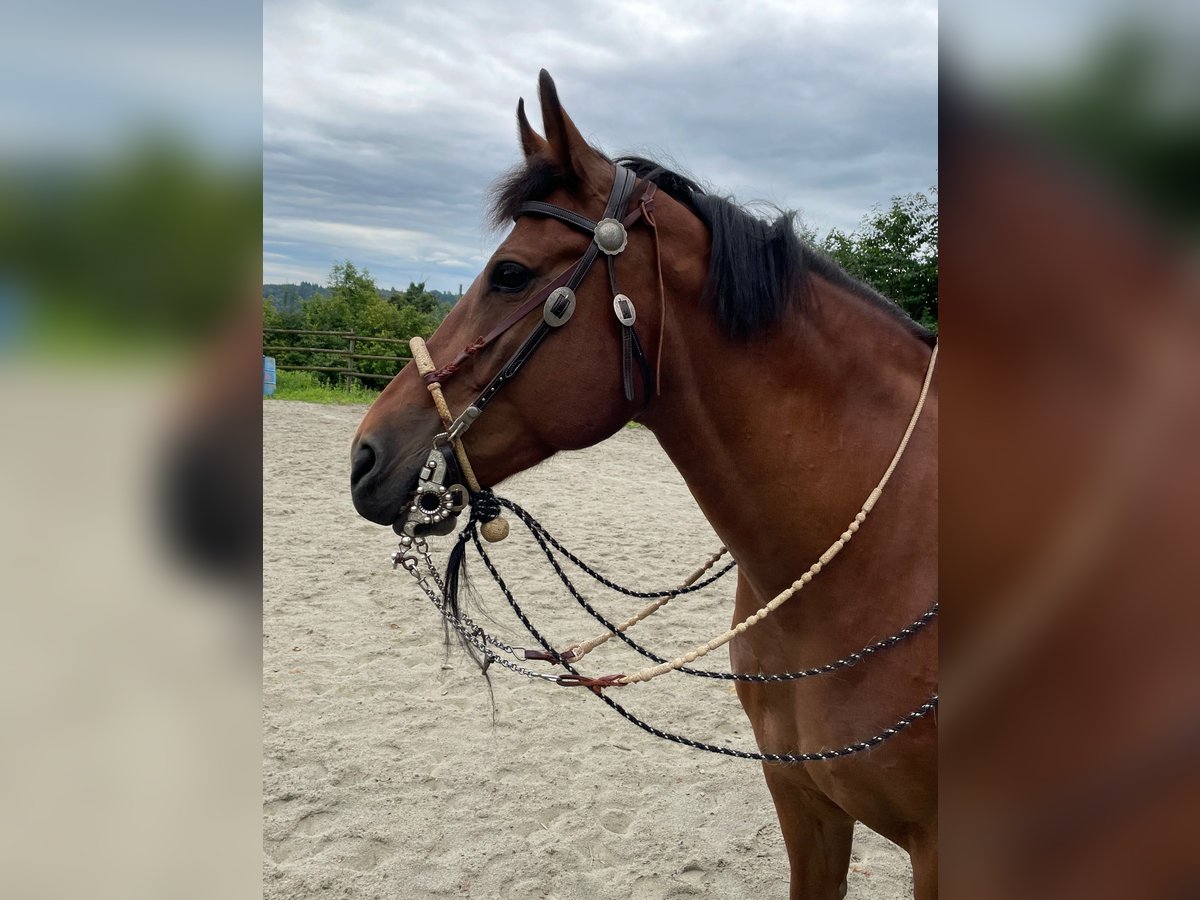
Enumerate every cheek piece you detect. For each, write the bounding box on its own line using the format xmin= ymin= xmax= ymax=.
xmin=399 ymin=164 xmax=665 ymax=543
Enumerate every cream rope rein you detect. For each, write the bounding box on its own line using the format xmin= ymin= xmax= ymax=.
xmin=409 ymin=337 xmax=509 ymax=542
xmin=409 ymin=333 xmax=936 ymax=682
xmin=562 ymin=546 xmax=729 ymax=663
xmin=616 ymin=342 xmax=938 ymax=685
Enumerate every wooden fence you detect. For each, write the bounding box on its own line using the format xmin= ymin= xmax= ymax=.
xmin=263 ymin=327 xmax=411 ymax=386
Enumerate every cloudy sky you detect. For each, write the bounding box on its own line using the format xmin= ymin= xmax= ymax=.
xmin=264 ymin=0 xmax=937 ymax=292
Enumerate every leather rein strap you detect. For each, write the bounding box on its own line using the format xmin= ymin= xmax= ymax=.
xmin=423 ymin=165 xmax=659 ymax=442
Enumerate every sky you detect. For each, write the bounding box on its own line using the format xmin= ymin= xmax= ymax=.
xmin=3 ymin=1 xmax=260 ymax=160
xmin=264 ymin=0 xmax=937 ymax=292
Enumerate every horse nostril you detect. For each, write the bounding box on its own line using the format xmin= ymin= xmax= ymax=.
xmin=351 ymin=440 xmax=377 ymax=488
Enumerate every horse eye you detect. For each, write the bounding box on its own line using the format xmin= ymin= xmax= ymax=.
xmin=490 ymin=261 xmax=532 ymax=293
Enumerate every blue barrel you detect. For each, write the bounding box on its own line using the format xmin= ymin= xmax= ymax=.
xmin=263 ymin=355 xmax=276 ymax=396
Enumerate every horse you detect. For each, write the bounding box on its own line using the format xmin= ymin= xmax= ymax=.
xmin=350 ymin=70 xmax=938 ymax=900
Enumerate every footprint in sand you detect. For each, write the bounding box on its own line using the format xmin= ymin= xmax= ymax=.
xmin=600 ymin=810 xmax=631 ymax=834
xmin=342 ymin=837 xmax=395 ymax=871
xmin=295 ymin=809 xmax=336 ymax=836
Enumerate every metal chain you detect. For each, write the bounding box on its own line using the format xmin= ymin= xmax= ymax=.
xmin=394 ymin=537 xmax=561 ymax=683
xmin=465 ymin=526 xmax=940 ymax=763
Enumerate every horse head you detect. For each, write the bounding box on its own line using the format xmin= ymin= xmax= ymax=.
xmin=350 ymin=71 xmax=701 ymax=533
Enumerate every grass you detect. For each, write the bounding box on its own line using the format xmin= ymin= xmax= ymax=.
xmin=265 ymin=373 xmax=651 ymax=420
xmin=267 ymin=370 xmax=382 ymax=405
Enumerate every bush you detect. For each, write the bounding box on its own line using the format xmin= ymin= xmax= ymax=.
xmin=263 ymin=261 xmax=449 ymax=386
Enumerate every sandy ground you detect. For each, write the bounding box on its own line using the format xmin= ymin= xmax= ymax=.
xmin=263 ymin=400 xmax=913 ymax=899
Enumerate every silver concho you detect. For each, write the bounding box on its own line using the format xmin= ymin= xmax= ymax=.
xmin=400 ymin=448 xmax=468 ymax=536
xmin=543 ymin=286 xmax=576 ymax=327
xmin=409 ymin=483 xmax=468 ymax=526
xmin=593 ymin=218 xmax=628 ymax=255
xmin=612 ymin=293 xmax=636 ymax=326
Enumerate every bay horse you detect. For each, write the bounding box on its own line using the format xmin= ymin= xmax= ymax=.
xmin=350 ymin=71 xmax=938 ymax=899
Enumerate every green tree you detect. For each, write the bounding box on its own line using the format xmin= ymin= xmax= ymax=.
xmin=390 ymin=281 xmax=440 ymax=317
xmin=822 ymin=189 xmax=938 ymax=331
xmin=301 ymin=260 xmax=376 ymax=332
xmin=263 ymin=263 xmax=452 ymax=387
xmin=262 ymin=297 xmax=285 ymax=332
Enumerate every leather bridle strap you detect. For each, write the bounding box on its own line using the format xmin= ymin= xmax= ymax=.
xmin=424 ymin=258 xmax=583 ymax=385
xmin=502 ymin=165 xmax=653 ymax=404
xmin=429 ymin=167 xmax=658 ymax=442
xmin=519 ymin=163 xmax=638 ymax=240
xmin=425 ymin=166 xmax=645 ymax=386
xmin=402 ymin=165 xmax=662 ymax=544
xmin=515 ymin=202 xmax=597 ymax=233
xmin=608 ymin=252 xmax=654 ymax=401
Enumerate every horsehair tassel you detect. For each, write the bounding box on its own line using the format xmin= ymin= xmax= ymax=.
xmin=408 ymin=336 xmax=509 ymax=542
xmin=616 ymin=342 xmax=939 ymax=686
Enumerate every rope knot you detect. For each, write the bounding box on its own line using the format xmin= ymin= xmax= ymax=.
xmin=463 ymin=336 xmax=486 ymax=356
xmin=426 ymin=361 xmax=461 ymax=384
xmin=555 ymin=672 xmax=626 ymax=695
xmin=471 ymin=489 xmax=502 ymax=523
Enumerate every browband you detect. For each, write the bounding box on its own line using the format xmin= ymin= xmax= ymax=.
xmin=424 ymin=166 xmax=657 ymax=409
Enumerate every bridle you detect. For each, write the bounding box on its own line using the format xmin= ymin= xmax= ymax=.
xmin=398 ymin=163 xmax=663 ymax=541
xmin=387 ymin=163 xmax=940 ymax=762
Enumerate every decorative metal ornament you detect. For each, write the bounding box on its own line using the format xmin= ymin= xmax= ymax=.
xmin=593 ymin=218 xmax=628 ymax=255
xmin=543 ymin=287 xmax=577 ymax=327
xmin=410 ymin=482 xmax=468 ymax=525
xmin=399 ymin=447 xmax=468 ymax=538
xmin=612 ymin=293 xmax=636 ymax=326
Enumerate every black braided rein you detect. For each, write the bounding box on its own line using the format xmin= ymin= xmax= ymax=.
xmin=498 ymin=495 xmax=938 ymax=683
xmin=460 ymin=509 xmax=939 ymax=764
xmin=499 ymin=497 xmax=736 ymax=599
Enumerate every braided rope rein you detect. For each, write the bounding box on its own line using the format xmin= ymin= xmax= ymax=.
xmin=405 ymin=334 xmax=937 ymax=684
xmin=463 ymin=520 xmax=938 ymax=763
xmin=393 ymin=472 xmax=938 ymax=760
xmin=405 ymin=327 xmax=935 ymax=686
xmin=616 ymin=341 xmax=938 ymax=685
xmin=498 ymin=496 xmax=938 ymax=682
xmin=562 ymin=545 xmax=730 ymax=662
xmin=391 ymin=221 xmax=939 ymax=758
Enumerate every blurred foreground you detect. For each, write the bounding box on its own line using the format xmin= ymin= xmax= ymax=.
xmin=942 ymin=8 xmax=1199 ymax=897
xmin=0 ymin=2 xmax=261 ymax=897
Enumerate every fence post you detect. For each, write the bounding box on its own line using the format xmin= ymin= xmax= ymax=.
xmin=345 ymin=331 xmax=357 ymax=390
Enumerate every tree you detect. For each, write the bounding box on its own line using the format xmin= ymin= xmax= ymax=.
xmin=390 ymin=281 xmax=440 ymax=317
xmin=261 ymin=262 xmax=452 ymax=385
xmin=821 ymin=189 xmax=938 ymax=331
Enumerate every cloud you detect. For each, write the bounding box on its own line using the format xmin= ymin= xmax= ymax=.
xmin=264 ymin=0 xmax=937 ymax=289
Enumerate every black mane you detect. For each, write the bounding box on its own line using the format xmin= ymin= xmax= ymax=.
xmin=489 ymin=153 xmax=935 ymax=345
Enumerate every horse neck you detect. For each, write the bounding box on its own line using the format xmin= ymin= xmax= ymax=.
xmin=640 ymin=275 xmax=937 ymax=617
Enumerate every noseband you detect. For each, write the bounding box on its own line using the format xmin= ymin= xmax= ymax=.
xmin=400 ymin=165 xmax=663 ymax=543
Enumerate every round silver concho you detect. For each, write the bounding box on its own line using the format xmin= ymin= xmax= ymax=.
xmin=593 ymin=217 xmax=628 ymax=255
xmin=409 ymin=483 xmax=467 ymax=526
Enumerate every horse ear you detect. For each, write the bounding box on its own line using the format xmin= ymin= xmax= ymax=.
xmin=537 ymin=69 xmax=607 ymax=184
xmin=516 ymin=98 xmax=548 ymax=159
